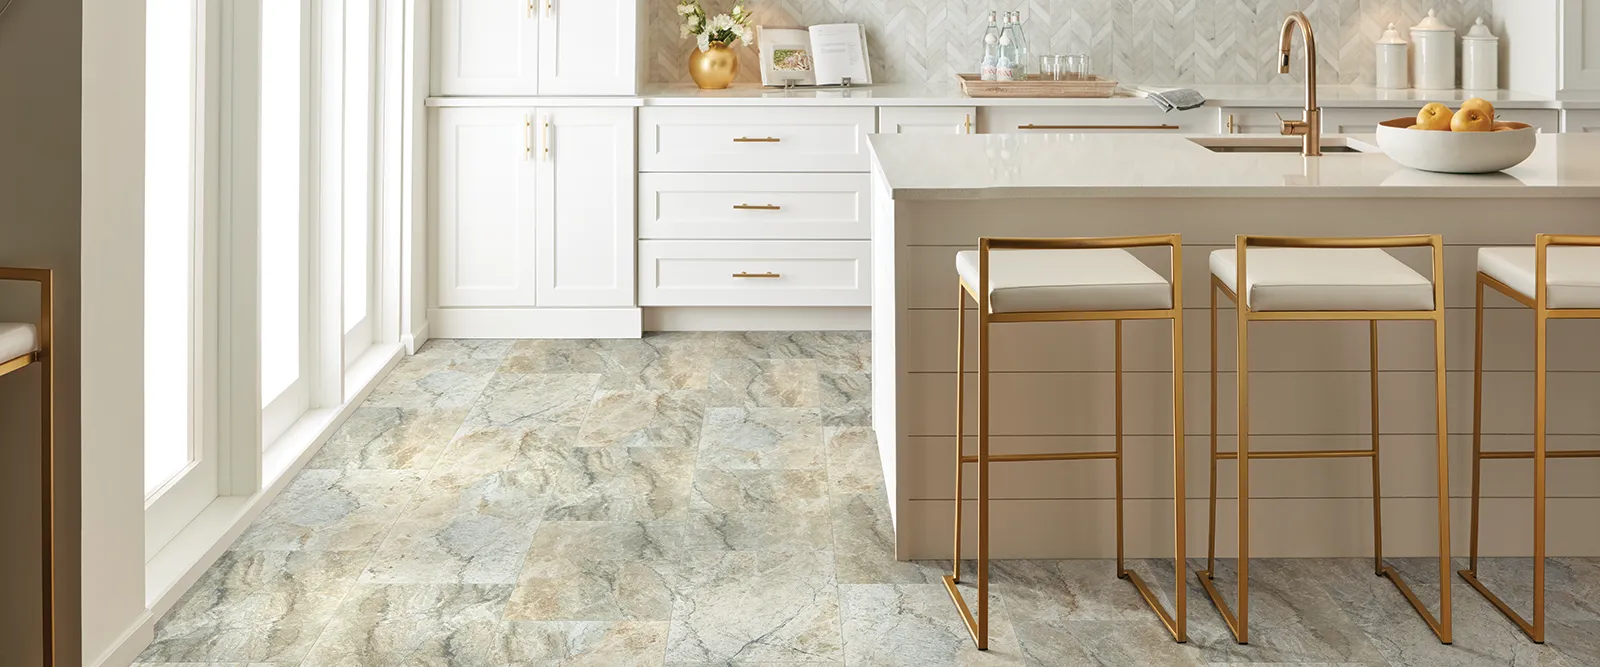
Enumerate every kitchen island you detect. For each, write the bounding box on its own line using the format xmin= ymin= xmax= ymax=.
xmin=868 ymin=131 xmax=1600 ymax=560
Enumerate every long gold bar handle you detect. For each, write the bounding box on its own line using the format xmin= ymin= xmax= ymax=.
xmin=733 ymin=204 xmax=781 ymax=211
xmin=733 ymin=136 xmax=781 ymax=143
xmin=524 ymin=115 xmax=532 ymax=160
xmin=733 ymin=272 xmax=782 ymax=279
xmin=1017 ymin=124 xmax=1183 ymax=130
xmin=541 ymin=115 xmax=551 ymax=162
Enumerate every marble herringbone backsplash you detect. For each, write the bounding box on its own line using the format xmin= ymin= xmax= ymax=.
xmin=648 ymin=0 xmax=1493 ymax=86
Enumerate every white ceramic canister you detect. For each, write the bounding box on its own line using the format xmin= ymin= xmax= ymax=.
xmin=1376 ymin=23 xmax=1409 ymax=90
xmin=1462 ymin=17 xmax=1499 ymax=91
xmin=1411 ymin=9 xmax=1456 ymax=90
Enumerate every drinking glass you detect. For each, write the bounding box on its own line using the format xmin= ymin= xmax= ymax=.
xmin=1038 ymin=55 xmax=1067 ymax=81
xmin=1065 ymin=54 xmax=1093 ymax=80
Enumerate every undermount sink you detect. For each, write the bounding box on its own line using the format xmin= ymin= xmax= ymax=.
xmin=1189 ymin=137 xmax=1367 ymax=154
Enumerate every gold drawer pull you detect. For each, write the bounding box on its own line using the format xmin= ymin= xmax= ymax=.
xmin=733 ymin=272 xmax=781 ymax=279
xmin=733 ymin=136 xmax=781 ymax=143
xmin=1017 ymin=124 xmax=1182 ymax=130
xmin=733 ymin=204 xmax=781 ymax=211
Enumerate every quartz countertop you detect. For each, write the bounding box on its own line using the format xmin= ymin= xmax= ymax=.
xmin=868 ymin=132 xmax=1600 ymax=199
xmin=636 ymin=83 xmax=1563 ymax=109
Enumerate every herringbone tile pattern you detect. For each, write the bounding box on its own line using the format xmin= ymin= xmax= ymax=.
xmin=648 ymin=0 xmax=1492 ymax=86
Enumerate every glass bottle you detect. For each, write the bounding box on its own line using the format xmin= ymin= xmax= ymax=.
xmin=996 ymin=14 xmax=1017 ymax=81
xmin=1011 ymin=11 xmax=1031 ymax=80
xmin=980 ymin=10 xmax=1000 ymax=81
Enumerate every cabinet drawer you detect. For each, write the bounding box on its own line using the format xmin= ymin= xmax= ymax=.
xmin=639 ymin=240 xmax=871 ymax=307
xmin=1323 ymin=107 xmax=1561 ymax=134
xmin=639 ymin=173 xmax=870 ymax=240
xmin=880 ymin=106 xmax=978 ymax=135
xmin=1564 ymin=110 xmax=1600 ymax=133
xmin=980 ymin=105 xmax=1212 ymax=134
xmin=639 ymin=107 xmax=876 ymax=172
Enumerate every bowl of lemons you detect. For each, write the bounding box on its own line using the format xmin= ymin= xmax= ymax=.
xmin=1375 ymin=98 xmax=1536 ymax=174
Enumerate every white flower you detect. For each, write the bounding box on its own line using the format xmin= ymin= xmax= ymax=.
xmin=697 ymin=33 xmax=711 ymax=52
xmin=677 ymin=4 xmax=694 ymax=15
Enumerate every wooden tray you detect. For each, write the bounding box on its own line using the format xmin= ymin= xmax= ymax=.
xmin=957 ymin=73 xmax=1119 ymax=98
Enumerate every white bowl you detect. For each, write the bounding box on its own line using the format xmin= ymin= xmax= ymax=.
xmin=1376 ymin=117 xmax=1536 ymax=174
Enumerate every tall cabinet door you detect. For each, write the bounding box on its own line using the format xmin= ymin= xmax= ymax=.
xmin=433 ymin=0 xmax=540 ymax=95
xmin=435 ymin=108 xmax=539 ymax=307
xmin=536 ymin=107 xmax=636 ymax=306
xmin=539 ymin=0 xmax=639 ymax=95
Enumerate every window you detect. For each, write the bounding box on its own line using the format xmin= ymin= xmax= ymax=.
xmin=260 ymin=0 xmax=305 ymax=418
xmin=343 ymin=0 xmax=378 ymax=366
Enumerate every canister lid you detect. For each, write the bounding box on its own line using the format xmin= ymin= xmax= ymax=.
xmin=1378 ymin=23 xmax=1407 ymax=45
xmin=1411 ymin=9 xmax=1454 ymax=32
xmin=1463 ymin=17 xmax=1497 ymax=40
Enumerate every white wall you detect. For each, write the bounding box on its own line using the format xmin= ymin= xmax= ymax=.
xmin=1493 ymin=0 xmax=1561 ymax=96
xmin=81 ymin=0 xmax=152 ymax=664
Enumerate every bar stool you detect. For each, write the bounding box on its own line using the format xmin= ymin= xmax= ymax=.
xmin=1462 ymin=234 xmax=1600 ymax=643
xmin=946 ymin=235 xmax=1187 ymax=649
xmin=1198 ymin=235 xmax=1452 ymax=645
xmin=0 ymin=267 xmax=55 ymax=665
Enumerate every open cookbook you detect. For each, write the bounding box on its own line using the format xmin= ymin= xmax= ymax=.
xmin=757 ymin=24 xmax=872 ymax=87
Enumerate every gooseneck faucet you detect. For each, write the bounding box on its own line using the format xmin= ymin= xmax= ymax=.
xmin=1278 ymin=11 xmax=1322 ymax=156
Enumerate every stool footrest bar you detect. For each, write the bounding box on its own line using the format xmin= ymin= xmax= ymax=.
xmin=1215 ymin=449 xmax=1375 ymax=460
xmin=959 ymin=452 xmax=1119 ymax=464
xmin=1479 ymin=450 xmax=1600 ymax=460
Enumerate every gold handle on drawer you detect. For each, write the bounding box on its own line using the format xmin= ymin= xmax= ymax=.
xmin=733 ymin=204 xmax=781 ymax=211
xmin=1227 ymin=114 xmax=1236 ymax=134
xmin=541 ymin=115 xmax=552 ymax=162
xmin=545 ymin=0 xmax=554 ymax=17
xmin=733 ymin=136 xmax=781 ymax=143
xmin=1016 ymin=124 xmax=1182 ymax=130
xmin=527 ymin=0 xmax=534 ymax=17
xmin=524 ymin=115 xmax=532 ymax=160
xmin=732 ymin=272 xmax=782 ymax=279
xmin=964 ymin=113 xmax=973 ymax=134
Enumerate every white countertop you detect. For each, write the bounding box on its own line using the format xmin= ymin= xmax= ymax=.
xmin=868 ymin=132 xmax=1600 ymax=199
xmin=424 ymin=84 xmax=1569 ymax=110
xmin=634 ymin=83 xmax=1563 ymax=109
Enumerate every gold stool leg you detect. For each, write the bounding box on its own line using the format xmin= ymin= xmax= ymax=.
xmin=1115 ymin=320 xmax=1125 ymax=578
xmin=1197 ymin=276 xmax=1249 ymax=644
xmin=1371 ymin=321 xmax=1385 ymax=576
xmin=943 ymin=279 xmax=991 ymax=650
xmin=952 ymin=283 xmax=966 ymax=582
xmin=1206 ymin=278 xmax=1220 ymax=578
xmin=1533 ymin=307 xmax=1548 ymax=643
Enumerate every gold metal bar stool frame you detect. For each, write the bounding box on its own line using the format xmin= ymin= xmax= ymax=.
xmin=1197 ymin=235 xmax=1453 ymax=645
xmin=0 ymin=267 xmax=55 ymax=665
xmin=945 ymin=235 xmax=1188 ymax=649
xmin=1461 ymin=234 xmax=1600 ymax=644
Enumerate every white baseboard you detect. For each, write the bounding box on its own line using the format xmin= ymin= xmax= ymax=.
xmin=428 ymin=307 xmax=643 ymax=339
xmin=88 ymin=609 xmax=154 ymax=667
xmin=644 ymin=307 xmax=870 ymax=332
xmin=401 ymin=320 xmax=430 ymax=354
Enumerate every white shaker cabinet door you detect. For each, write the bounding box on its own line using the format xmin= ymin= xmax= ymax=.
xmin=536 ymin=107 xmax=637 ymax=307
xmin=435 ymin=108 xmax=540 ymax=307
xmin=433 ymin=0 xmax=540 ymax=95
xmin=879 ymin=107 xmax=978 ymax=135
xmin=539 ymin=0 xmax=640 ymax=95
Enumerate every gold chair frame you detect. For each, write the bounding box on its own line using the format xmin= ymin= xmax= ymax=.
xmin=1197 ymin=235 xmax=1453 ymax=645
xmin=1460 ymin=234 xmax=1600 ymax=644
xmin=945 ymin=235 xmax=1188 ymax=649
xmin=0 ymin=267 xmax=55 ymax=665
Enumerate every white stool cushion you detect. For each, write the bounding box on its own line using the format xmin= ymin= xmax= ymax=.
xmin=955 ymin=249 xmax=1172 ymax=314
xmin=1210 ymin=248 xmax=1435 ymax=312
xmin=1478 ymin=247 xmax=1600 ymax=309
xmin=0 ymin=323 xmax=38 ymax=363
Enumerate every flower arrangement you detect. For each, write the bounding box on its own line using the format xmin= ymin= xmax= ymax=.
xmin=677 ymin=0 xmax=753 ymax=52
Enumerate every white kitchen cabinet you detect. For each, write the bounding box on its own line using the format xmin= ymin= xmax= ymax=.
xmin=980 ymin=106 xmax=1213 ymax=133
xmin=1566 ymin=110 xmax=1600 ymax=132
xmin=1565 ymin=0 xmax=1600 ymax=91
xmin=879 ymin=107 xmax=978 ymax=135
xmin=639 ymin=107 xmax=877 ymax=173
xmin=539 ymin=0 xmax=641 ymax=96
xmin=434 ymin=107 xmax=539 ymax=307
xmin=1322 ymin=107 xmax=1561 ymax=134
xmin=639 ymin=173 xmax=871 ymax=240
xmin=537 ymin=107 xmax=636 ymax=306
xmin=432 ymin=0 xmax=639 ymax=96
xmin=433 ymin=107 xmax=635 ymax=309
xmin=639 ymin=240 xmax=871 ymax=307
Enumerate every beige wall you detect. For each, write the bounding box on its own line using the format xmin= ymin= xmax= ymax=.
xmin=0 ymin=0 xmax=83 ymax=665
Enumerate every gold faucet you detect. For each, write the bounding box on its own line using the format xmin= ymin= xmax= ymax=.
xmin=1278 ymin=11 xmax=1322 ymax=156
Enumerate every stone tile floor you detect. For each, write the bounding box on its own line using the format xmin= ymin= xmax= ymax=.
xmin=135 ymin=333 xmax=1600 ymax=666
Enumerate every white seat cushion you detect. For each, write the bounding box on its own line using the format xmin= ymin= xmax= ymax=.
xmin=1210 ymin=248 xmax=1434 ymax=312
xmin=955 ymin=249 xmax=1172 ymax=314
xmin=0 ymin=323 xmax=38 ymax=363
xmin=1479 ymin=247 xmax=1600 ymax=309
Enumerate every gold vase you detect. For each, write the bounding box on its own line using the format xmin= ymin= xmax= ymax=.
xmin=689 ymin=42 xmax=738 ymax=90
